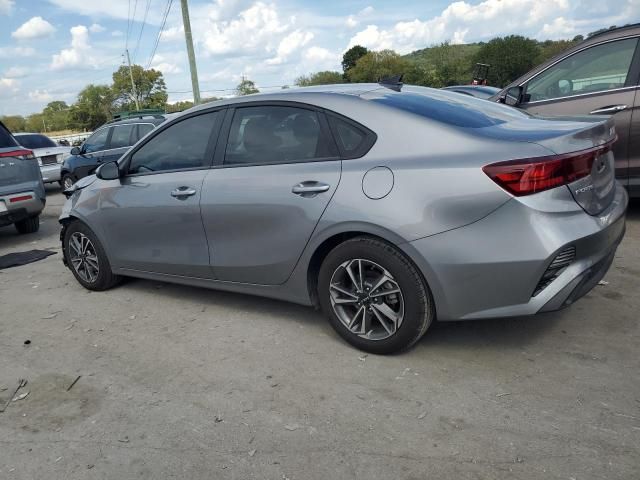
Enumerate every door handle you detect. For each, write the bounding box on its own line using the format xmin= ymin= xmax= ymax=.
xmin=590 ymin=105 xmax=627 ymax=115
xmin=292 ymin=181 xmax=330 ymax=196
xmin=171 ymin=187 xmax=197 ymax=198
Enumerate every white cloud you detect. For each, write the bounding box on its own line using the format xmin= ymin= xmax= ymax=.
xmin=347 ymin=0 xmax=575 ymax=53
xmin=89 ymin=23 xmax=106 ymax=33
xmin=201 ymin=2 xmax=289 ymax=56
xmin=12 ymin=16 xmax=56 ymax=40
xmin=0 ymin=46 xmax=36 ymax=58
xmin=152 ymin=62 xmax=182 ymax=74
xmin=111 ymin=30 xmax=124 ymax=37
xmin=3 ymin=66 xmax=29 ymax=78
xmin=267 ymin=30 xmax=313 ymax=65
xmin=160 ymin=25 xmax=184 ymax=42
xmin=0 ymin=78 xmax=18 ymax=89
xmin=345 ymin=6 xmax=374 ymax=28
xmin=51 ymin=25 xmax=95 ymax=70
xmin=29 ymin=89 xmax=53 ymax=102
xmin=0 ymin=0 xmax=14 ymax=15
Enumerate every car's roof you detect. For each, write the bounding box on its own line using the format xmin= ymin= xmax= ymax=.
xmin=106 ymin=115 xmax=168 ymax=126
xmin=14 ymin=132 xmax=49 ymax=136
xmin=442 ymin=85 xmax=501 ymax=95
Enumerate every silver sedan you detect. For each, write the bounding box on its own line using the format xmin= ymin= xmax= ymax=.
xmin=59 ymin=84 xmax=627 ymax=353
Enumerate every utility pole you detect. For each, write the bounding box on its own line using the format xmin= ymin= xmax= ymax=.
xmin=125 ymin=49 xmax=141 ymax=111
xmin=180 ymin=0 xmax=201 ymax=105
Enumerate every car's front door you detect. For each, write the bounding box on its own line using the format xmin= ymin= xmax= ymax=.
xmin=75 ymin=126 xmax=111 ymax=178
xmin=517 ymin=37 xmax=640 ymax=184
xmin=101 ymin=123 xmax=137 ymax=164
xmin=200 ymin=104 xmax=341 ymax=285
xmin=98 ymin=111 xmax=223 ymax=277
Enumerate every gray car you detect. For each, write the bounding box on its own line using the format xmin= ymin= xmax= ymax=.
xmin=59 ymin=84 xmax=627 ymax=353
xmin=0 ymin=121 xmax=45 ymax=234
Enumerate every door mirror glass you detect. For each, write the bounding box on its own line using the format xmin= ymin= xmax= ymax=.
xmin=95 ymin=161 xmax=120 ymax=180
xmin=504 ymin=86 xmax=523 ymax=106
xmin=70 ymin=146 xmax=81 ymax=155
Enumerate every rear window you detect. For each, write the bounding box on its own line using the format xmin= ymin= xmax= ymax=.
xmin=0 ymin=123 xmax=19 ymax=149
xmin=367 ymin=87 xmax=528 ymax=128
xmin=15 ymin=134 xmax=57 ymax=149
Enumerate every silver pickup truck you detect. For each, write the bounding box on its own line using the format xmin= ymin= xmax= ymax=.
xmin=0 ymin=120 xmax=46 ymax=234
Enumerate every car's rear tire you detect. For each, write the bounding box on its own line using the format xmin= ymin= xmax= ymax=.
xmin=61 ymin=174 xmax=74 ymax=190
xmin=15 ymin=215 xmax=40 ymax=234
xmin=318 ymin=236 xmax=434 ymax=354
xmin=63 ymin=221 xmax=121 ymax=291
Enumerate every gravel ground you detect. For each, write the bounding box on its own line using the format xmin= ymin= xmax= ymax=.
xmin=1 ymin=185 xmax=639 ymax=479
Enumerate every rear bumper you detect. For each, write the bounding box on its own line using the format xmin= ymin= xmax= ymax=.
xmin=407 ymin=183 xmax=628 ymax=321
xmin=0 ymin=191 xmax=45 ymax=227
xmin=40 ymin=163 xmax=61 ymax=183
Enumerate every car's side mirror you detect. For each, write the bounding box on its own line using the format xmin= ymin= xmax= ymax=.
xmin=95 ymin=161 xmax=120 ymax=181
xmin=503 ymin=86 xmax=523 ymax=106
xmin=70 ymin=146 xmax=81 ymax=155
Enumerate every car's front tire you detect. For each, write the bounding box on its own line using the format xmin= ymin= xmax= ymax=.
xmin=63 ymin=221 xmax=121 ymax=291
xmin=15 ymin=215 xmax=40 ymax=234
xmin=318 ymin=236 xmax=434 ymax=354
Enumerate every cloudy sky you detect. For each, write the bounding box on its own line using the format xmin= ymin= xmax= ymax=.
xmin=0 ymin=0 xmax=638 ymax=115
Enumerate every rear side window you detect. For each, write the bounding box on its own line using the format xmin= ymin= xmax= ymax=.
xmin=15 ymin=134 xmax=57 ymax=149
xmin=0 ymin=123 xmax=19 ymax=148
xmin=109 ymin=124 xmax=135 ymax=149
xmin=128 ymin=112 xmax=219 ymax=174
xmin=327 ymin=115 xmax=376 ymax=159
xmin=224 ymin=106 xmax=335 ymax=166
xmin=135 ymin=123 xmax=154 ymax=142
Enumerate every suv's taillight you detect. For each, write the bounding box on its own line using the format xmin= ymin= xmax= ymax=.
xmin=482 ymin=140 xmax=614 ymax=196
xmin=0 ymin=149 xmax=34 ymax=159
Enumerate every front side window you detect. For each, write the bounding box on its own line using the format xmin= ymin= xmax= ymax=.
xmin=135 ymin=123 xmax=155 ymax=142
xmin=526 ymin=38 xmax=638 ymax=102
xmin=128 ymin=112 xmax=219 ymax=174
xmin=84 ymin=127 xmax=110 ymax=153
xmin=224 ymin=106 xmax=332 ymax=166
xmin=109 ymin=124 xmax=135 ymax=149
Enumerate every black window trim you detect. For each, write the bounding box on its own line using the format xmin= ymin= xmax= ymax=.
xmin=325 ymin=111 xmax=377 ymax=160
xmin=212 ymin=100 xmax=341 ymax=169
xmin=122 ymin=109 xmax=226 ymax=178
xmin=520 ymin=35 xmax=640 ymax=106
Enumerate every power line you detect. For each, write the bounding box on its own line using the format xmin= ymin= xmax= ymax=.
xmin=132 ymin=0 xmax=152 ymax=63
xmin=146 ymin=0 xmax=173 ymax=70
xmin=125 ymin=0 xmax=131 ymax=50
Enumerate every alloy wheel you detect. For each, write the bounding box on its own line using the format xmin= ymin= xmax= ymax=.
xmin=68 ymin=232 xmax=100 ymax=283
xmin=329 ymin=258 xmax=405 ymax=341
xmin=63 ymin=176 xmax=74 ymax=190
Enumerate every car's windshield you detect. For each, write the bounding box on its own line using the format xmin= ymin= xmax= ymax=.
xmin=16 ymin=134 xmax=58 ymax=149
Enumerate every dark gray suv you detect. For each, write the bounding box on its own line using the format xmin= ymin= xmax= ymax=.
xmin=493 ymin=24 xmax=640 ymax=196
xmin=0 ymin=120 xmax=45 ymax=234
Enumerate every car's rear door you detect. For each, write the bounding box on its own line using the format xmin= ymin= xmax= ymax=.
xmin=517 ymin=36 xmax=640 ymax=185
xmin=97 ymin=111 xmax=223 ymax=277
xmin=200 ymin=103 xmax=341 ymax=285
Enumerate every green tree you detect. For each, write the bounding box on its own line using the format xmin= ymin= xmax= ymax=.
xmin=68 ymin=84 xmax=114 ymax=131
xmin=473 ymin=35 xmax=541 ymax=87
xmin=295 ymin=71 xmax=343 ymax=86
xmin=25 ymin=113 xmax=46 ymax=133
xmin=1 ymin=115 xmax=26 ymax=132
xmin=111 ymin=65 xmax=167 ymax=111
xmin=42 ymin=101 xmax=69 ymax=131
xmin=166 ymin=100 xmax=194 ymax=113
xmin=342 ymin=45 xmax=368 ymax=75
xmin=537 ymin=39 xmax=580 ymax=65
xmin=346 ymin=50 xmax=411 ymax=83
xmin=235 ymin=78 xmax=259 ymax=96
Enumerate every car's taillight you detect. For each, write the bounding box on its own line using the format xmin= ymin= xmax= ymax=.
xmin=482 ymin=140 xmax=614 ymax=196
xmin=0 ymin=149 xmax=34 ymax=160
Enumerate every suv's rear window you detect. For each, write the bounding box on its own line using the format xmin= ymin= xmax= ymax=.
xmin=367 ymin=86 xmax=528 ymax=128
xmin=15 ymin=134 xmax=57 ymax=149
xmin=0 ymin=123 xmax=19 ymax=149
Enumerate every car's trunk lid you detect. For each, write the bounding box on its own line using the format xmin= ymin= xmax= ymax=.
xmin=0 ymin=147 xmax=39 ymax=190
xmin=478 ymin=114 xmax=617 ymax=215
xmin=531 ymin=115 xmax=617 ymax=216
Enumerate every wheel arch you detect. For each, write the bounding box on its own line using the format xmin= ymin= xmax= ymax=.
xmin=304 ymin=224 xmax=443 ymax=319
